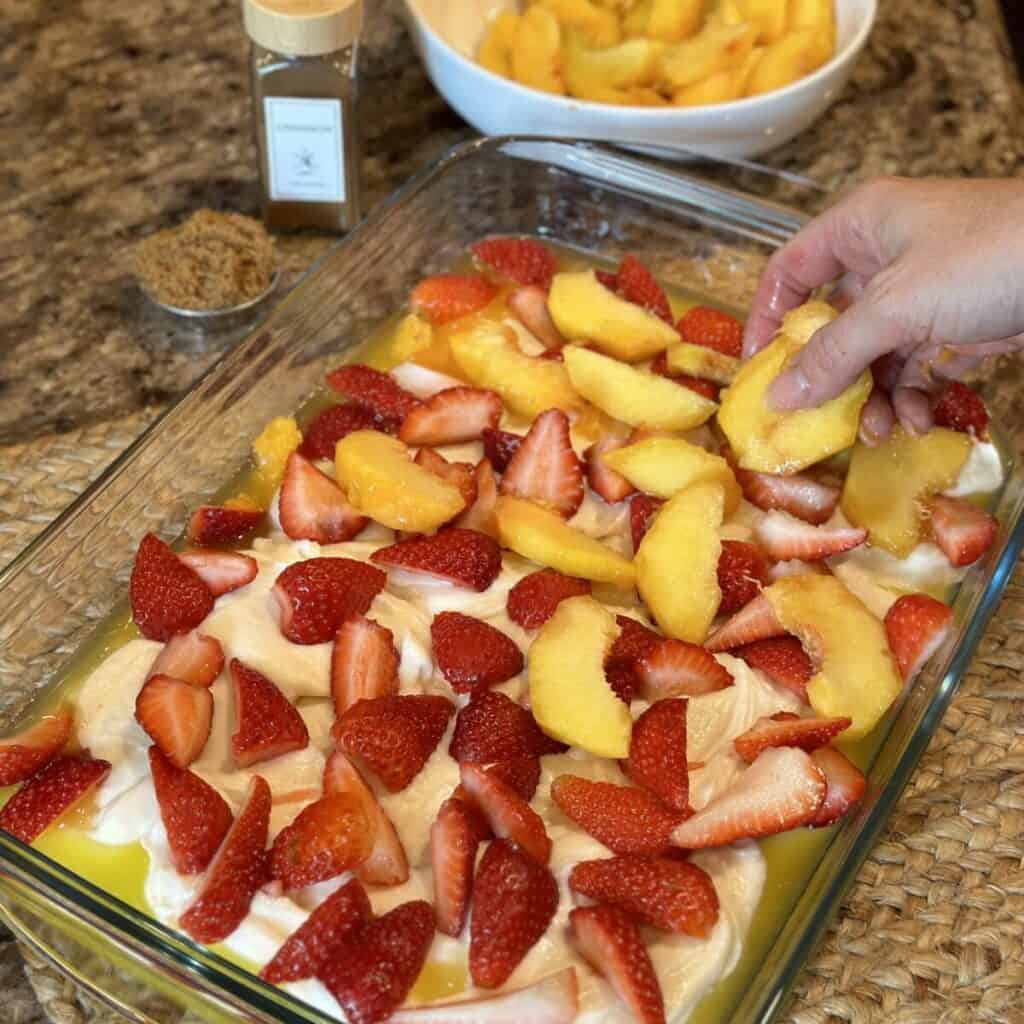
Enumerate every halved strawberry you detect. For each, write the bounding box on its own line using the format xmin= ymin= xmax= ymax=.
xmin=732 ymin=465 xmax=839 ymax=525
xmin=586 ymin=435 xmax=635 ymax=505
xmin=485 ymin=757 xmax=542 ymax=801
xmin=278 ymin=452 xmax=368 ymax=545
xmin=569 ymin=854 xmax=719 ymax=938
xmin=482 ymin=428 xmax=522 ymax=473
xmin=431 ymin=797 xmax=485 ymax=937
xmin=605 ymin=616 xmax=663 ymax=703
xmin=414 ymin=448 xmax=478 ymax=509
xmin=230 ymin=660 xmax=309 ymax=768
xmin=0 ymin=704 xmax=74 ymax=788
xmin=671 ymin=746 xmax=826 ymax=849
xmin=335 ymin=694 xmax=455 ymax=792
xmin=177 ymin=549 xmax=257 ymax=599
xmin=331 ymin=615 xmax=400 ymax=717
xmin=599 ymin=255 xmax=673 ymax=324
xmin=187 ymin=506 xmax=262 ymax=546
xmin=809 ymin=747 xmax=867 ymax=827
xmin=135 ymin=674 xmax=213 ymax=769
xmin=569 ymin=904 xmax=666 ymax=1024
xmin=411 ymin=273 xmax=498 ymax=326
xmin=260 ymin=878 xmax=371 ymax=984
xmin=371 ymin=528 xmax=502 ymax=592
xmin=733 ymin=636 xmax=813 ymax=701
xmin=460 ymin=763 xmax=551 ymax=865
xmin=753 ymin=511 xmax=867 ymax=561
xmin=453 ymin=459 xmax=500 ymax=538
xmin=636 ymin=639 xmax=733 ymax=701
xmin=299 ymin=404 xmax=377 ymax=460
xmin=706 ymin=594 xmax=786 ymax=652
xmin=179 ymin=775 xmax=271 ymax=944
xmin=508 ymin=286 xmax=566 ymax=349
xmin=550 ymin=775 xmax=682 ymax=856
xmin=471 ymin=238 xmax=558 ymax=290
xmin=929 ymin=495 xmax=997 ymax=567
xmin=0 ymin=755 xmax=110 ymax=844
xmin=273 ymin=557 xmax=387 ymax=645
xmin=884 ymin=593 xmax=953 ymax=682
xmin=677 ymin=306 xmax=743 ymax=357
xmin=507 ymin=569 xmax=591 ymax=630
xmin=717 ymin=540 xmax=771 ymax=616
xmin=148 ymin=631 xmax=224 ymax=687
xmin=630 ymin=494 xmax=664 ymax=553
xmin=733 ymin=712 xmax=851 ymax=763
xmin=148 ymin=746 xmax=232 ymax=875
xmin=932 ymin=381 xmax=989 ymax=437
xmin=470 ymin=839 xmax=559 ymax=989
xmin=130 ymin=533 xmax=214 ymax=642
xmin=624 ymin=699 xmax=690 ymax=813
xmin=499 ymin=409 xmax=584 ymax=519
xmin=449 ymin=690 xmax=567 ymax=763
xmin=431 ymin=612 xmax=524 ymax=693
xmin=325 ymin=365 xmax=421 ymax=427
xmin=400 ymin=387 xmax=503 ymax=447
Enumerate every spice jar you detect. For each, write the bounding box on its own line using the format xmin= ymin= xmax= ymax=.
xmin=243 ymin=0 xmax=363 ymax=232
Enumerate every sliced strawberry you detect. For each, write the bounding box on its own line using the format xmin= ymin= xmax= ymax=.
xmin=733 ymin=636 xmax=813 ymax=700
xmin=499 ymin=409 xmax=584 ymax=519
xmin=507 ymin=569 xmax=591 ymax=630
xmin=929 ymin=495 xmax=997 ymax=568
xmin=0 ymin=704 xmax=74 ymax=788
xmin=706 ymin=594 xmax=786 ymax=652
xmin=260 ymin=878 xmax=371 ymax=984
xmin=586 ymin=435 xmax=635 ymax=505
xmin=507 ymin=286 xmax=566 ymax=349
xmin=272 ymin=557 xmax=387 ymax=645
xmin=135 ymin=674 xmax=213 ymax=769
xmin=278 ymin=452 xmax=368 ymax=545
xmin=550 ymin=776 xmax=682 ymax=856
xmin=605 ymin=616 xmax=662 ymax=703
xmin=884 ymin=593 xmax=953 ymax=682
xmin=753 ymin=511 xmax=867 ymax=562
xmin=415 ymin=448 xmax=478 ymax=509
xmin=331 ymin=615 xmax=400 ymax=717
xmin=431 ymin=612 xmax=524 ymax=693
xmin=453 ymin=459 xmax=499 ymax=538
xmin=569 ymin=854 xmax=719 ymax=938
xmin=449 ymin=690 xmax=566 ymax=763
xmin=187 ymin=506 xmax=262 ymax=546
xmin=732 ymin=465 xmax=840 ymax=526
xmin=299 ymin=404 xmax=376 ymax=460
xmin=569 ymin=904 xmax=666 ymax=1024
xmin=400 ymin=387 xmax=503 ymax=447
xmin=636 ymin=639 xmax=732 ymax=701
xmin=130 ymin=533 xmax=214 ymax=642
xmin=411 ymin=273 xmax=498 ymax=326
xmin=177 ymin=549 xmax=258 ymax=598
xmin=482 ymin=429 xmax=522 ymax=473
xmin=335 ymin=694 xmax=455 ymax=792
xmin=677 ymin=306 xmax=743 ymax=357
xmin=932 ymin=381 xmax=989 ymax=437
xmin=809 ymin=747 xmax=867 ymax=827
xmin=319 ymin=900 xmax=436 ymax=1024
xmin=733 ymin=712 xmax=851 ymax=763
xmin=148 ymin=631 xmax=224 ymax=688
xmin=371 ymin=528 xmax=502 ymax=592
xmin=325 ymin=365 xmax=421 ymax=427
xmin=148 ymin=746 xmax=232 ymax=875
xmin=630 ymin=494 xmax=664 ymax=553
xmin=671 ymin=747 xmax=826 ymax=849
xmin=470 ymin=839 xmax=559 ymax=989
xmin=431 ymin=797 xmax=485 ymax=937
xmin=600 ymin=255 xmax=673 ymax=324
xmin=472 ymin=238 xmax=558 ymax=290
xmin=0 ymin=755 xmax=110 ymax=844
xmin=485 ymin=757 xmax=542 ymax=801
xmin=230 ymin=660 xmax=309 ymax=768
xmin=717 ymin=539 xmax=771 ymax=616
xmin=460 ymin=763 xmax=551 ymax=865
xmin=624 ymin=699 xmax=690 ymax=813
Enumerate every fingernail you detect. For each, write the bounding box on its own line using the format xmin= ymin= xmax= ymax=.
xmin=766 ymin=368 xmax=811 ymax=411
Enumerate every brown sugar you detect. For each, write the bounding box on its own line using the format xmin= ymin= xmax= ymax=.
xmin=134 ymin=209 xmax=277 ymax=311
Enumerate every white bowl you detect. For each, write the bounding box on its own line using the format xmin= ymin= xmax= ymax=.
xmin=402 ymin=0 xmax=877 ymax=160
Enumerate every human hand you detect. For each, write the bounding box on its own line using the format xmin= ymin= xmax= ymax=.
xmin=742 ymin=178 xmax=1024 ymax=443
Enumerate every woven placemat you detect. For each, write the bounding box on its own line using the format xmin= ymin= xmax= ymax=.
xmin=1 ymin=412 xmax=1022 ymax=1024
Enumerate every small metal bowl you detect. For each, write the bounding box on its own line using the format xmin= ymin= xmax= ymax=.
xmin=141 ymin=270 xmax=282 ymax=328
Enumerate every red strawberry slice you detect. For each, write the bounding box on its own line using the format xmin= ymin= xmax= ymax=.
xmin=637 ymin=639 xmax=733 ymax=701
xmin=499 ymin=409 xmax=584 ymax=519
xmin=731 ymin=465 xmax=840 ymax=525
xmin=677 ymin=306 xmax=743 ymax=357
xmin=586 ymin=435 xmax=635 ymax=505
xmin=453 ymin=459 xmax=499 ymax=538
xmin=809 ymin=747 xmax=867 ymax=827
xmin=706 ymin=594 xmax=786 ymax=652
xmin=482 ymin=429 xmax=522 ymax=473
xmin=299 ymin=404 xmax=377 ymax=460
xmin=733 ymin=712 xmax=851 ymax=763
xmin=278 ymin=452 xmax=368 ymax=545
xmin=630 ymin=494 xmax=664 ymax=553
xmin=335 ymin=694 xmax=455 ymax=792
xmin=331 ymin=615 xmax=400 ymax=717
xmin=0 ymin=704 xmax=74 ymax=788
xmin=135 ymin=674 xmax=213 ymax=769
xmin=569 ymin=904 xmax=666 ymax=1024
xmin=431 ymin=612 xmax=524 ymax=693
xmin=324 ymin=750 xmax=409 ymax=886
xmin=326 ymin=365 xmax=421 ymax=427
xmin=148 ymin=631 xmax=224 ymax=687
xmin=431 ymin=797 xmax=485 ymax=937
xmin=929 ymin=495 xmax=997 ymax=568
xmin=569 ymin=854 xmax=719 ymax=938
xmin=148 ymin=746 xmax=232 ymax=875
xmin=319 ymin=900 xmax=436 ymax=1024
xmin=449 ymin=690 xmax=566 ymax=763
xmin=371 ymin=528 xmax=502 ymax=592
xmin=273 ymin=557 xmax=387 ymax=645
xmin=717 ymin=539 xmax=771 ymax=616
xmin=884 ymin=593 xmax=953 ymax=682
xmin=733 ymin=636 xmax=813 ymax=701
xmin=605 ymin=616 xmax=662 ymax=703
xmin=411 ymin=273 xmax=498 ymax=325
xmin=507 ymin=569 xmax=591 ymax=630
xmin=485 ymin=757 xmax=542 ymax=801
xmin=624 ymin=699 xmax=690 ymax=813
xmin=260 ymin=878 xmax=371 ymax=984
xmin=932 ymin=381 xmax=989 ymax=437
xmin=507 ymin=286 xmax=566 ymax=349
xmin=460 ymin=763 xmax=551 ymax=865
xmin=753 ymin=511 xmax=867 ymax=561
xmin=178 ymin=549 xmax=258 ymax=598
xmin=187 ymin=506 xmax=262 ymax=546
xmin=470 ymin=839 xmax=559 ymax=989
xmin=400 ymin=387 xmax=503 ymax=447
xmin=130 ymin=533 xmax=214 ymax=642
xmin=229 ymin=660 xmax=309 ymax=768
xmin=414 ymin=448 xmax=478 ymax=509
xmin=599 ymin=255 xmax=673 ymax=325
xmin=0 ymin=755 xmax=110 ymax=844
xmin=671 ymin=746 xmax=826 ymax=849
xmin=471 ymin=238 xmax=558 ymax=290
xmin=550 ymin=776 xmax=682 ymax=856
xmin=179 ymin=776 xmax=271 ymax=944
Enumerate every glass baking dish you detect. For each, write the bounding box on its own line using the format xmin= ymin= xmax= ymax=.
xmin=0 ymin=137 xmax=1020 ymax=1024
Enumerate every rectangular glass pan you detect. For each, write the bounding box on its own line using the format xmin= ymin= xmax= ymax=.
xmin=0 ymin=137 xmax=1020 ymax=1024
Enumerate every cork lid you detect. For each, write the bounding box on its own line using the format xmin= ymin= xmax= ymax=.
xmin=242 ymin=0 xmax=363 ymax=56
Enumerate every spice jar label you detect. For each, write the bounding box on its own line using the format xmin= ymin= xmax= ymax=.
xmin=263 ymin=97 xmax=346 ymax=203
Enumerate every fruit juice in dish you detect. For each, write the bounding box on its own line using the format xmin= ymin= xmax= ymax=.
xmin=0 ymin=241 xmax=1005 ymax=1024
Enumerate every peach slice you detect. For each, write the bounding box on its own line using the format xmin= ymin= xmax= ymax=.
xmin=665 ymin=341 xmax=740 ymax=385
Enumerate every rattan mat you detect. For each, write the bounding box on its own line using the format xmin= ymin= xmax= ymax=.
xmin=2 ymin=412 xmax=1023 ymax=1024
